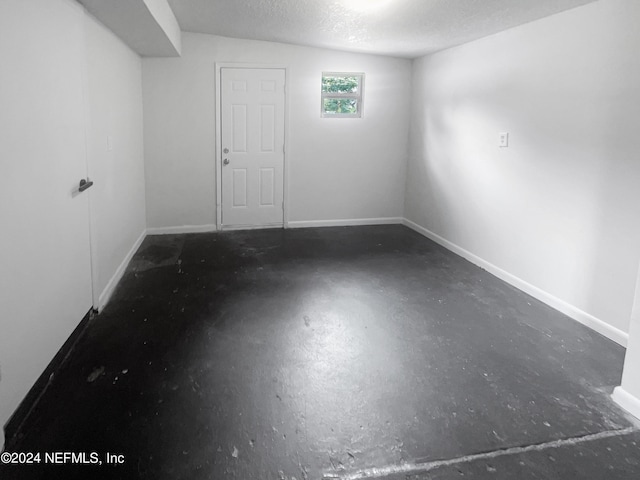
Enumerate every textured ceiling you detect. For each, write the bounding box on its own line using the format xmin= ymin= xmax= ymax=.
xmin=166 ymin=0 xmax=598 ymax=58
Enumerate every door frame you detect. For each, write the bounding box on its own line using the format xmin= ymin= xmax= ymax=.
xmin=215 ymin=63 xmax=290 ymax=231
xmin=81 ymin=28 xmax=99 ymax=310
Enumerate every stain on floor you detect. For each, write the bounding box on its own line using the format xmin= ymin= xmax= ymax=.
xmin=1 ymin=226 xmax=638 ymax=479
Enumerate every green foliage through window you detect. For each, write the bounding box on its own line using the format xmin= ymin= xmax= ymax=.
xmin=321 ymin=73 xmax=363 ymax=117
xmin=322 ymin=76 xmax=359 ymax=94
xmin=323 ymin=98 xmax=358 ymax=115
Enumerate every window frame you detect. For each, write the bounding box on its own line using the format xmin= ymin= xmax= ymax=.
xmin=320 ymin=72 xmax=365 ymax=118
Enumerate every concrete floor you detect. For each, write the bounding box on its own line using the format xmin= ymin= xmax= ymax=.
xmin=2 ymin=225 xmax=639 ymax=479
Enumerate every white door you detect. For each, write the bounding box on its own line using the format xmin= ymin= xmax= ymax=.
xmin=221 ymin=68 xmax=285 ymax=228
xmin=0 ymin=0 xmax=94 ymax=428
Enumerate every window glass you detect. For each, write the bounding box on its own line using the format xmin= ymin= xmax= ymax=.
xmin=323 ymin=98 xmax=358 ymax=115
xmin=322 ymin=76 xmax=360 ymax=94
xmin=321 ymin=73 xmax=364 ymax=118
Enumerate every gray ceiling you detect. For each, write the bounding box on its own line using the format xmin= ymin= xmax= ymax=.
xmin=167 ymin=0 xmax=599 ymax=58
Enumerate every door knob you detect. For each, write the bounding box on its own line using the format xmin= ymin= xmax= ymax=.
xmin=223 ymin=158 xmax=230 ymax=165
xmin=79 ymin=178 xmax=94 ymax=192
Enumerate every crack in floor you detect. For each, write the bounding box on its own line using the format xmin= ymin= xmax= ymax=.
xmin=321 ymin=427 xmax=638 ymax=480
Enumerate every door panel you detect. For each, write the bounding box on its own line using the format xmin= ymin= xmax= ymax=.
xmin=0 ymin=0 xmax=93 ymax=426
xmin=260 ymin=168 xmax=276 ymax=206
xmin=232 ymin=104 xmax=247 ymax=152
xmin=221 ymin=68 xmax=285 ymax=228
xmin=233 ymin=169 xmax=248 ymax=207
xmin=260 ymin=105 xmax=276 ymax=152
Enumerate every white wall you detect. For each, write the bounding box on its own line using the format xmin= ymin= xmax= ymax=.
xmin=622 ymin=300 xmax=640 ymax=399
xmin=142 ymin=33 xmax=412 ymax=229
xmin=613 ymin=263 xmax=640 ymax=418
xmin=405 ymin=0 xmax=640 ymax=341
xmin=0 ymin=0 xmax=90 ymax=450
xmin=0 ymin=1 xmax=146 ymax=448
xmin=84 ymin=13 xmax=147 ymax=306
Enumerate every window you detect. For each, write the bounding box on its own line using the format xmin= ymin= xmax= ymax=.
xmin=321 ymin=72 xmax=364 ymax=118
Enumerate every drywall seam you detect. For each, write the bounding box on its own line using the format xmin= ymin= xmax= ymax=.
xmin=287 ymin=217 xmax=403 ymax=229
xmin=146 ymin=224 xmax=218 ymax=235
xmin=97 ymin=229 xmax=147 ymax=310
xmin=612 ymin=387 xmax=640 ymax=420
xmin=402 ymin=218 xmax=628 ymax=347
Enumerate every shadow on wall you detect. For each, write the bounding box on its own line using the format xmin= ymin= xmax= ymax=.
xmin=406 ymin=25 xmax=640 ymax=336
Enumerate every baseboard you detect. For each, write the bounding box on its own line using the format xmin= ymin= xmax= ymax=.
xmin=287 ymin=217 xmax=403 ymax=229
xmin=146 ymin=224 xmax=218 ymax=235
xmin=3 ymin=309 xmax=94 ymax=451
xmin=221 ymin=224 xmax=283 ymax=231
xmin=402 ymin=218 xmax=628 ymax=347
xmin=146 ymin=220 xmax=403 ymax=232
xmin=612 ymin=387 xmax=640 ymax=420
xmin=97 ymin=229 xmax=147 ymax=311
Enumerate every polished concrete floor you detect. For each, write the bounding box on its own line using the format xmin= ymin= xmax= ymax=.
xmin=2 ymin=225 xmax=639 ymax=479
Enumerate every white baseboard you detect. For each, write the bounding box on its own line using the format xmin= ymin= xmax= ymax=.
xmin=146 ymin=224 xmax=218 ymax=235
xmin=221 ymin=223 xmax=283 ymax=231
xmin=402 ymin=218 xmax=628 ymax=347
xmin=287 ymin=217 xmax=403 ymax=229
xmin=97 ymin=230 xmax=146 ymax=311
xmin=612 ymin=387 xmax=640 ymax=420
